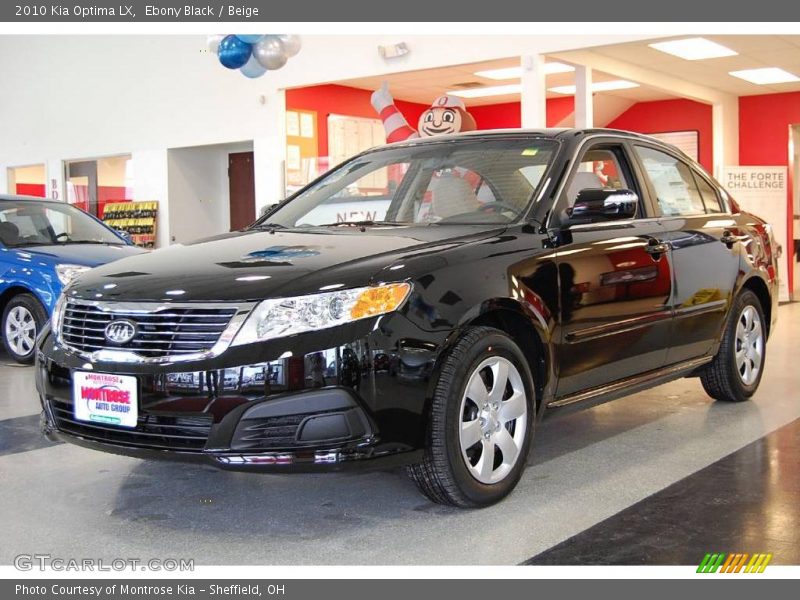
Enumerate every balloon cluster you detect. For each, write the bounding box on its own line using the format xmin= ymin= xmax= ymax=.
xmin=207 ymin=34 xmax=302 ymax=79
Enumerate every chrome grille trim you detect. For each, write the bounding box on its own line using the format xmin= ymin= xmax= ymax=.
xmin=56 ymin=298 xmax=255 ymax=364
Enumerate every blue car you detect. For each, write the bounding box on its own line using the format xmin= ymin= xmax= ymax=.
xmin=0 ymin=195 xmax=144 ymax=363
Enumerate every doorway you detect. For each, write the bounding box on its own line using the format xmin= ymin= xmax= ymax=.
xmin=792 ymin=125 xmax=800 ymax=299
xmin=228 ymin=151 xmax=256 ymax=231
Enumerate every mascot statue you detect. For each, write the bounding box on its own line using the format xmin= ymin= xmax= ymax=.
xmin=370 ymin=82 xmax=477 ymax=143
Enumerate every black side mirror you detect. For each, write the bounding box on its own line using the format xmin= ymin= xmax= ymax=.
xmin=565 ymin=188 xmax=638 ymax=225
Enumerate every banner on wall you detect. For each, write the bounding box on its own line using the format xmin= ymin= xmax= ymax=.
xmin=722 ymin=166 xmax=790 ymax=302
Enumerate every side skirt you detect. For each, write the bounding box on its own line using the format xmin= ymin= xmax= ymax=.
xmin=545 ymin=356 xmax=713 ymax=418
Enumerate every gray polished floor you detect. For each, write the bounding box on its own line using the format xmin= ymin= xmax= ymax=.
xmin=1 ymin=303 xmax=798 ymax=565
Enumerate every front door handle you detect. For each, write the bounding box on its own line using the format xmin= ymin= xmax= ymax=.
xmin=644 ymin=240 xmax=669 ymax=257
xmin=720 ymin=231 xmax=738 ymax=248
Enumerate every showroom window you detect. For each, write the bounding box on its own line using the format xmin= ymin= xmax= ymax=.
xmin=6 ymin=164 xmax=47 ymax=198
xmin=635 ymin=145 xmax=706 ymax=216
xmin=65 ymin=155 xmax=134 ymax=218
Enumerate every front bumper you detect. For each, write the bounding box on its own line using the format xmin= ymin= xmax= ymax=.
xmin=36 ymin=314 xmax=443 ymax=471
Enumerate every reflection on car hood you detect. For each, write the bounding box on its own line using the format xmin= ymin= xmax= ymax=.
xmin=10 ymin=244 xmax=144 ymax=267
xmin=67 ymin=225 xmax=503 ymax=303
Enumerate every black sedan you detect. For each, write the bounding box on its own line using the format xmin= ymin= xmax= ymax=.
xmin=36 ymin=129 xmax=779 ymax=507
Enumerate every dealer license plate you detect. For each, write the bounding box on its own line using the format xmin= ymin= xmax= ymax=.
xmin=72 ymin=371 xmax=138 ymax=428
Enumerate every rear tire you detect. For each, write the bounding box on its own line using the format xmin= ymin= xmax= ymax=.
xmin=2 ymin=293 xmax=47 ymax=364
xmin=700 ymin=290 xmax=766 ymax=402
xmin=407 ymin=326 xmax=535 ymax=507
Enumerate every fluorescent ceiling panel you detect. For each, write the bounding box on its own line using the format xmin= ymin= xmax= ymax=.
xmin=729 ymin=67 xmax=800 ymax=84
xmin=649 ymin=37 xmax=738 ymax=60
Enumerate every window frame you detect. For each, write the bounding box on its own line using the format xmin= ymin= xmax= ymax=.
xmin=630 ymin=142 xmax=727 ymax=218
xmin=550 ymin=137 xmax=656 ymax=227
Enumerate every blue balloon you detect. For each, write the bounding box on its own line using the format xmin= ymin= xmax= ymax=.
xmin=235 ymin=34 xmax=265 ymax=44
xmin=240 ymin=54 xmax=267 ymax=78
xmin=218 ymin=35 xmax=252 ymax=69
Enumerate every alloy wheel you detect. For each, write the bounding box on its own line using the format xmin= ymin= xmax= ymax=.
xmin=5 ymin=306 xmax=37 ymax=357
xmin=735 ymin=305 xmax=763 ymax=386
xmin=459 ymin=356 xmax=528 ymax=484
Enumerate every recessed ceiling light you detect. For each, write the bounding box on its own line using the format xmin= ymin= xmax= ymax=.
xmin=474 ymin=62 xmax=575 ymax=80
xmin=729 ymin=67 xmax=800 ymax=85
xmin=447 ymin=83 xmax=522 ymax=98
xmin=548 ymin=80 xmax=640 ymax=95
xmin=649 ymin=37 xmax=738 ymax=60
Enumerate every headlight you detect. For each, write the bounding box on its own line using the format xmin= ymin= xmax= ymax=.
xmin=231 ymin=283 xmax=411 ymax=346
xmin=51 ymin=294 xmax=67 ymax=343
xmin=56 ymin=264 xmax=91 ymax=286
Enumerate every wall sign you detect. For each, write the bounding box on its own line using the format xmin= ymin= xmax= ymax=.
xmin=722 ymin=165 xmax=790 ymax=302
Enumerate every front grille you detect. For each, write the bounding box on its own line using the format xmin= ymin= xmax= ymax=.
xmin=60 ymin=301 xmax=239 ymax=359
xmin=49 ymin=397 xmax=213 ymax=451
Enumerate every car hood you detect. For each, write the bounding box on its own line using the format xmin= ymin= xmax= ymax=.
xmin=17 ymin=243 xmax=144 ymax=267
xmin=67 ymin=225 xmax=503 ymax=303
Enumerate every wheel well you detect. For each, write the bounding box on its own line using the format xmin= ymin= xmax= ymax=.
xmin=741 ymin=277 xmax=772 ymax=337
xmin=469 ymin=309 xmax=547 ymax=410
xmin=0 ymin=286 xmax=33 ymax=320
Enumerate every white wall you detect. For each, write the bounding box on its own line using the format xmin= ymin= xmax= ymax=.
xmin=0 ymin=33 xmax=659 ymax=239
xmin=167 ymin=141 xmax=253 ymax=244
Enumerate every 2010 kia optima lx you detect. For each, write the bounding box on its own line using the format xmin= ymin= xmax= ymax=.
xmin=36 ymin=129 xmax=779 ymax=507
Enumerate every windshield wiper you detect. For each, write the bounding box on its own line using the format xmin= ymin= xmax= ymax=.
xmin=55 ymin=240 xmax=122 ymax=245
xmin=250 ymin=222 xmax=286 ymax=230
xmin=315 ymin=220 xmax=407 ymax=228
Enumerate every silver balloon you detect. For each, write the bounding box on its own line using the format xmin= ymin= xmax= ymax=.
xmin=254 ymin=36 xmax=288 ymax=70
xmin=277 ymin=34 xmax=302 ymax=58
xmin=206 ymin=34 xmax=225 ymax=55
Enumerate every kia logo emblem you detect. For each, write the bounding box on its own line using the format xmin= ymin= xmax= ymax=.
xmin=104 ymin=320 xmax=137 ymax=345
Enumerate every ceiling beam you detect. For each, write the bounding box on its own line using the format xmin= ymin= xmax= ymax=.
xmin=549 ymin=49 xmax=737 ymax=105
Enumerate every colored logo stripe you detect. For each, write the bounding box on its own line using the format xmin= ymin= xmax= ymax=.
xmin=697 ymin=552 xmax=772 ymax=573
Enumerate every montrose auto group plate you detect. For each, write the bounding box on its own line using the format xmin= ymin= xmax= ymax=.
xmin=72 ymin=371 xmax=138 ymax=428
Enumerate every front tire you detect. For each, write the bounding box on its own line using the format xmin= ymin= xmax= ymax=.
xmin=700 ymin=290 xmax=766 ymax=402
xmin=407 ymin=326 xmax=535 ymax=507
xmin=2 ymin=294 xmax=47 ymax=364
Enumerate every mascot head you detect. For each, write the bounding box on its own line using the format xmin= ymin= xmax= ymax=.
xmin=418 ymin=95 xmax=477 ymax=137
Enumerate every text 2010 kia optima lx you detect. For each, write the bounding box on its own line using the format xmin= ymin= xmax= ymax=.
xmin=37 ymin=129 xmax=778 ymax=507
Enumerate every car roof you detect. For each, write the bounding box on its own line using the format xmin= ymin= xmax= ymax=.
xmin=0 ymin=194 xmax=62 ymax=204
xmin=386 ymin=127 xmax=674 ymax=146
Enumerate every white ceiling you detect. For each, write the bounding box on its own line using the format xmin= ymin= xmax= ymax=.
xmin=336 ymin=35 xmax=800 ymax=109
xmin=567 ymin=35 xmax=800 ymax=97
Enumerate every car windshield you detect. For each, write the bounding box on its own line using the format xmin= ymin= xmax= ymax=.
xmin=258 ymin=137 xmax=558 ymax=228
xmin=0 ymin=200 xmax=124 ymax=248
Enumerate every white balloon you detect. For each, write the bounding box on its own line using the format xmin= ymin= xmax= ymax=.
xmin=206 ymin=34 xmax=225 ymax=54
xmin=254 ymin=36 xmax=288 ymax=70
xmin=277 ymin=34 xmax=302 ymax=58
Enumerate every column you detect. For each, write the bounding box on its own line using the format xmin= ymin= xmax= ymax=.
xmin=712 ymin=98 xmax=739 ymax=178
xmin=520 ymin=55 xmax=547 ymax=129
xmin=253 ymin=88 xmax=287 ymax=216
xmin=574 ymin=65 xmax=593 ymax=129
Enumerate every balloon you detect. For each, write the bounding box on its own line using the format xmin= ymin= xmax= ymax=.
xmin=217 ymin=35 xmax=252 ymax=69
xmin=253 ymin=36 xmax=287 ymax=70
xmin=240 ymin=54 xmax=267 ymax=78
xmin=206 ymin=34 xmax=225 ymax=54
xmin=277 ymin=34 xmax=302 ymax=57
xmin=235 ymin=34 xmax=265 ymax=44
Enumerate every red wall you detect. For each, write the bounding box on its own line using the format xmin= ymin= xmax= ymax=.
xmin=739 ymin=92 xmax=800 ymax=166
xmin=606 ymin=98 xmax=713 ymax=171
xmin=468 ymin=96 xmax=575 ymax=129
xmin=286 ymin=85 xmax=577 ymax=155
xmin=15 ymin=183 xmax=46 ymax=197
xmin=286 ymin=85 xmax=430 ymax=157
